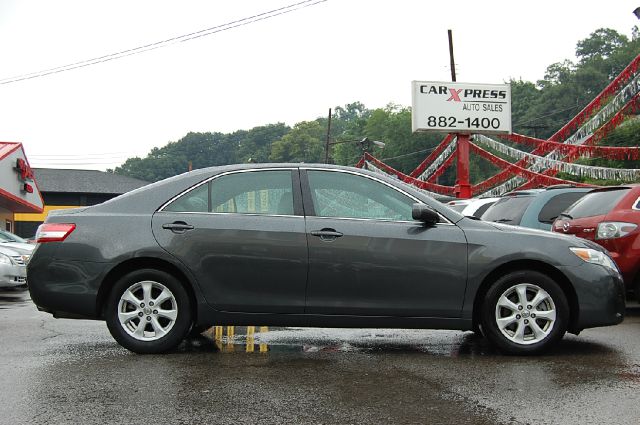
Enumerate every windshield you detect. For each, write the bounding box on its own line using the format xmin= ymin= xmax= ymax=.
xmin=481 ymin=196 xmax=534 ymax=225
xmin=563 ymin=188 xmax=630 ymax=219
xmin=0 ymin=231 xmax=27 ymax=243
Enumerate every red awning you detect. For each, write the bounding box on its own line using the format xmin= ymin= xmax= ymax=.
xmin=0 ymin=142 xmax=44 ymax=213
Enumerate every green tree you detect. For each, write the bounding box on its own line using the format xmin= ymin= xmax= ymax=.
xmin=269 ymin=121 xmax=325 ymax=163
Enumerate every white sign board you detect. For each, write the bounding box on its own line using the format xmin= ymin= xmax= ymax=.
xmin=412 ymin=81 xmax=512 ymax=134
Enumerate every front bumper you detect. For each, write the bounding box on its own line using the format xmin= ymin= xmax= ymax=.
xmin=559 ymin=262 xmax=625 ymax=332
xmin=0 ymin=264 xmax=27 ymax=288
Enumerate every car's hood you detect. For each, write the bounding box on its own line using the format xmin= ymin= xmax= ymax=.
xmin=484 ymin=220 xmax=607 ymax=252
xmin=0 ymin=245 xmax=21 ymax=257
xmin=0 ymin=241 xmax=35 ymax=254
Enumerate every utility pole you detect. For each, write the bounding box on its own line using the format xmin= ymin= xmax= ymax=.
xmin=324 ymin=108 xmax=332 ymax=163
xmin=449 ymin=29 xmax=471 ymax=199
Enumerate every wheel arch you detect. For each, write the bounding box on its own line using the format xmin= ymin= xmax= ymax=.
xmin=472 ymin=260 xmax=580 ymax=334
xmin=96 ymin=257 xmax=199 ymax=321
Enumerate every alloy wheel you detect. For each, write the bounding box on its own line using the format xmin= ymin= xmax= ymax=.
xmin=117 ymin=280 xmax=178 ymax=341
xmin=494 ymin=283 xmax=556 ymax=345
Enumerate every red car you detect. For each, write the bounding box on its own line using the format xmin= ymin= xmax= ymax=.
xmin=552 ymin=185 xmax=640 ymax=301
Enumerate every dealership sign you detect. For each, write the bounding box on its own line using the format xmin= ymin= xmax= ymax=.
xmin=412 ymin=81 xmax=512 ymax=134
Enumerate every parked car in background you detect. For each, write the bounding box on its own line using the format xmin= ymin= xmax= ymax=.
xmin=0 ymin=245 xmax=28 ymax=288
xmin=481 ymin=186 xmax=592 ymax=230
xmin=27 ymin=164 xmax=624 ymax=355
xmin=0 ymin=230 xmax=34 ymax=264
xmin=552 ymin=185 xmax=640 ymax=301
xmin=447 ymin=197 xmax=499 ymax=218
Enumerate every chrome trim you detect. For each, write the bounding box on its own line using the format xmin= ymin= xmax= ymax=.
xmin=307 ymin=215 xmax=456 ymax=226
xmin=155 ymin=211 xmax=303 ymax=219
xmin=300 ymin=167 xmax=453 ymax=225
xmin=158 ymin=167 xmax=298 ymax=213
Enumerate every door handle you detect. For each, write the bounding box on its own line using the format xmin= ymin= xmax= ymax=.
xmin=310 ymin=228 xmax=343 ymax=241
xmin=162 ymin=222 xmax=195 ymax=233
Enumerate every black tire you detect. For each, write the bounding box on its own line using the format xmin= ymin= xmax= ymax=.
xmin=480 ymin=270 xmax=568 ymax=355
xmin=105 ymin=269 xmax=192 ymax=354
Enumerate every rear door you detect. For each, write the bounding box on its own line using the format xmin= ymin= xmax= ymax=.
xmin=152 ymin=168 xmax=308 ymax=313
xmin=301 ymin=169 xmax=468 ymax=318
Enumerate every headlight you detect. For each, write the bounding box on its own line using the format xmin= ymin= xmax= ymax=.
xmin=0 ymin=253 xmax=12 ymax=265
xmin=596 ymin=222 xmax=637 ymax=240
xmin=570 ymin=247 xmax=618 ymax=271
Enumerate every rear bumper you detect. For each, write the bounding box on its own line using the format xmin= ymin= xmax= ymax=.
xmin=559 ymin=263 xmax=625 ymax=331
xmin=27 ymin=255 xmax=111 ymax=319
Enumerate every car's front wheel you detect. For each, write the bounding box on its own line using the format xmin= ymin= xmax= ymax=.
xmin=481 ymin=270 xmax=568 ymax=355
xmin=105 ymin=269 xmax=192 ymax=354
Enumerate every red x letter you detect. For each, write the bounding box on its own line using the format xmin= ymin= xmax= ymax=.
xmin=446 ymin=88 xmax=462 ymax=102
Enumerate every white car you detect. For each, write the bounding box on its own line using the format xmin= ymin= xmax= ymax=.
xmin=0 ymin=230 xmax=34 ymax=263
xmin=0 ymin=245 xmax=27 ymax=288
xmin=447 ymin=197 xmax=499 ymax=218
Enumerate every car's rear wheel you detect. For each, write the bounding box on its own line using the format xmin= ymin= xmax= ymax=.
xmin=105 ymin=269 xmax=192 ymax=354
xmin=481 ymin=270 xmax=568 ymax=355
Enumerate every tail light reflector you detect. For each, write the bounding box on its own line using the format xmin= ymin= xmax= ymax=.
xmin=36 ymin=223 xmax=76 ymax=243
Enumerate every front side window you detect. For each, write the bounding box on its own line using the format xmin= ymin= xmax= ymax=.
xmin=307 ymin=171 xmax=414 ymax=221
xmin=164 ymin=170 xmax=295 ymax=215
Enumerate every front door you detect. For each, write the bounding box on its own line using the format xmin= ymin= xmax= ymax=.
xmin=302 ymin=169 xmax=467 ymax=318
xmin=152 ymin=168 xmax=308 ymax=313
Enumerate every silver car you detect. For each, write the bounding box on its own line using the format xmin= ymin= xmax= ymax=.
xmin=0 ymin=245 xmax=27 ymax=288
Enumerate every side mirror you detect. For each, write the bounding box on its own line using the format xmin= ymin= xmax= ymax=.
xmin=412 ymin=203 xmax=440 ymax=225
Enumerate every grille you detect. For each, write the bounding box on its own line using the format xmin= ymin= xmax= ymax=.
xmin=11 ymin=256 xmax=25 ymax=266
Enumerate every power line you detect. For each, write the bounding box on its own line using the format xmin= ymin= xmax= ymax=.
xmin=379 ymin=147 xmax=437 ymax=162
xmin=0 ymin=0 xmax=327 ymax=85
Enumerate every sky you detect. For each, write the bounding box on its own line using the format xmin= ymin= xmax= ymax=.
xmin=0 ymin=0 xmax=638 ymax=171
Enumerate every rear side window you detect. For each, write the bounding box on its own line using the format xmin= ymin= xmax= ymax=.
xmin=537 ymin=192 xmax=588 ymax=224
xmin=564 ymin=189 xmax=630 ymax=219
xmin=481 ymin=196 xmax=534 ymax=225
xmin=164 ymin=170 xmax=295 ymax=215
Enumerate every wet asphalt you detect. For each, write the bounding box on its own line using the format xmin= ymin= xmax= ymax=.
xmin=0 ymin=288 xmax=639 ymax=425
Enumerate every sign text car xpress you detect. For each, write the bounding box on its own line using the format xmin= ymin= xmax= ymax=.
xmin=412 ymin=81 xmax=512 ymax=134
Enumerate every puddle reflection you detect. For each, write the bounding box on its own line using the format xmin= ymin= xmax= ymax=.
xmin=199 ymin=326 xmax=499 ymax=357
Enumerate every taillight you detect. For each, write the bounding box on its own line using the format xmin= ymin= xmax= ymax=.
xmin=36 ymin=223 xmax=76 ymax=243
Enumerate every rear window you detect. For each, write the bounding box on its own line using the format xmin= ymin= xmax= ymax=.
xmin=481 ymin=196 xmax=534 ymax=225
xmin=473 ymin=202 xmax=496 ymax=218
xmin=564 ymin=188 xmax=630 ymax=219
xmin=537 ymin=192 xmax=588 ymax=224
xmin=448 ymin=204 xmax=467 ymax=212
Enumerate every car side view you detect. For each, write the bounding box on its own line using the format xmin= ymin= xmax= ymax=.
xmin=27 ymin=164 xmax=625 ymax=355
xmin=552 ymin=185 xmax=640 ymax=301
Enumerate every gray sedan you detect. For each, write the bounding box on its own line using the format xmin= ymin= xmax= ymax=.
xmin=27 ymin=164 xmax=625 ymax=354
